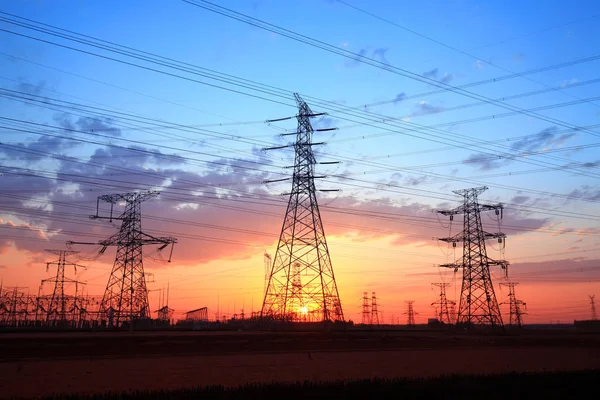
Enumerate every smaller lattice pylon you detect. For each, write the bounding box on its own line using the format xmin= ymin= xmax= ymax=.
xmin=361 ymin=292 xmax=371 ymax=325
xmin=500 ymin=282 xmax=527 ymax=327
xmin=431 ymin=283 xmax=455 ymax=324
xmin=404 ymin=300 xmax=417 ymax=326
xmin=42 ymin=249 xmax=87 ymax=324
xmin=371 ymin=292 xmax=379 ymax=325
xmin=590 ymin=295 xmax=598 ymax=321
xmin=449 ymin=303 xmax=457 ymax=324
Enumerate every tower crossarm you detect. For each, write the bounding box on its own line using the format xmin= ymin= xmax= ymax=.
xmin=438 ymin=231 xmax=506 ymax=244
xmin=99 ymin=191 xmax=160 ymax=205
xmin=438 ymin=203 xmax=503 ymax=217
xmin=438 ymin=263 xmax=462 ymax=272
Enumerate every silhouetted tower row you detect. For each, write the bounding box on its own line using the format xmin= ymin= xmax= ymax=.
xmin=371 ymin=292 xmax=379 ymax=325
xmin=431 ymin=283 xmax=455 ymax=324
xmin=404 ymin=300 xmax=416 ymax=326
xmin=69 ymin=191 xmax=176 ymax=327
xmin=42 ymin=249 xmax=86 ymax=323
xmin=361 ymin=292 xmax=370 ymax=324
xmin=261 ymin=93 xmax=344 ymax=322
xmin=500 ymin=282 xmax=527 ymax=327
xmin=437 ymin=186 xmax=508 ymax=328
xmin=590 ymin=295 xmax=598 ymax=321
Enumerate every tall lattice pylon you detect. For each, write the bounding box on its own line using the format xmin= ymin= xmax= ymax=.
xmin=42 ymin=249 xmax=86 ymax=324
xmin=437 ymin=186 xmax=508 ymax=328
xmin=371 ymin=292 xmax=379 ymax=325
xmin=261 ymin=93 xmax=344 ymax=322
xmin=500 ymin=282 xmax=526 ymax=327
xmin=69 ymin=191 xmax=176 ymax=327
xmin=431 ymin=283 xmax=455 ymax=324
xmin=590 ymin=295 xmax=598 ymax=321
xmin=404 ymin=300 xmax=416 ymax=326
xmin=361 ymin=292 xmax=371 ymax=325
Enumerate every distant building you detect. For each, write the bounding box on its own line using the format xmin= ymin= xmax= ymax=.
xmin=574 ymin=319 xmax=600 ymax=331
xmin=185 ymin=307 xmax=208 ymax=322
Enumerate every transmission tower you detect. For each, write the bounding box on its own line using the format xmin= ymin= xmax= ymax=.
xmin=404 ymin=301 xmax=417 ymax=326
xmin=449 ymin=303 xmax=457 ymax=324
xmin=500 ymin=282 xmax=527 ymax=327
xmin=431 ymin=283 xmax=455 ymax=324
xmin=437 ymin=186 xmax=508 ymax=328
xmin=361 ymin=292 xmax=371 ymax=325
xmin=42 ymin=249 xmax=86 ymax=324
xmin=263 ymin=252 xmax=271 ymax=298
xmin=68 ymin=191 xmax=176 ymax=328
xmin=371 ymin=292 xmax=379 ymax=325
xmin=261 ymin=93 xmax=344 ymax=322
xmin=590 ymin=295 xmax=598 ymax=320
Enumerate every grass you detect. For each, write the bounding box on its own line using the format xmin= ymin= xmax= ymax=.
xmin=35 ymin=370 xmax=600 ymax=399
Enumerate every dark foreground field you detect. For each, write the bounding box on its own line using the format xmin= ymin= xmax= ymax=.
xmin=36 ymin=371 xmax=600 ymax=400
xmin=1 ymin=330 xmax=599 ymax=398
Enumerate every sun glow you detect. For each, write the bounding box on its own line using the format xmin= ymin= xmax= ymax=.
xmin=300 ymin=306 xmax=309 ymax=314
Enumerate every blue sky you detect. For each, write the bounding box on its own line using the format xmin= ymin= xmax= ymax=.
xmin=1 ymin=0 xmax=600 ymax=322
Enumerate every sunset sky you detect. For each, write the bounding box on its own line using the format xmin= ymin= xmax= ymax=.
xmin=1 ymin=0 xmax=600 ymax=324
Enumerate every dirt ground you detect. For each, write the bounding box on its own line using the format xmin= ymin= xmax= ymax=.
xmin=1 ymin=330 xmax=599 ymax=398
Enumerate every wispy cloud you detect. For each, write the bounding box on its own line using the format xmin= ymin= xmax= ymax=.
xmin=393 ymin=92 xmax=406 ymax=104
xmin=423 ymin=68 xmax=438 ymax=79
xmin=422 ymin=68 xmax=454 ymax=83
xmin=464 ymin=126 xmax=577 ymax=171
xmin=512 ymin=52 xmax=525 ymax=61
xmin=344 ymin=46 xmax=391 ymax=68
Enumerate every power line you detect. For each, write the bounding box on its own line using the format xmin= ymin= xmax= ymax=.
xmin=336 ymin=0 xmax=600 ymax=109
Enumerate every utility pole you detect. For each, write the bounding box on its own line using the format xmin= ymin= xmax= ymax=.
xmin=500 ymin=282 xmax=527 ymax=327
xmin=590 ymin=295 xmax=598 ymax=321
xmin=431 ymin=283 xmax=455 ymax=324
xmin=404 ymin=301 xmax=417 ymax=326
xmin=437 ymin=186 xmax=508 ymax=328
xmin=68 ymin=191 xmax=176 ymax=328
xmin=42 ymin=249 xmax=86 ymax=325
xmin=261 ymin=93 xmax=344 ymax=322
xmin=371 ymin=292 xmax=379 ymax=325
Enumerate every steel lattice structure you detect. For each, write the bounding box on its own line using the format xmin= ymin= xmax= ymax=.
xmin=590 ymin=295 xmax=598 ymax=321
xmin=438 ymin=186 xmax=508 ymax=328
xmin=500 ymin=282 xmax=526 ymax=327
xmin=404 ymin=300 xmax=416 ymax=326
xmin=261 ymin=93 xmax=344 ymax=322
xmin=42 ymin=249 xmax=86 ymax=324
xmin=370 ymin=292 xmax=379 ymax=325
xmin=69 ymin=191 xmax=176 ymax=327
xmin=431 ymin=283 xmax=455 ymax=324
xmin=361 ymin=292 xmax=370 ymax=325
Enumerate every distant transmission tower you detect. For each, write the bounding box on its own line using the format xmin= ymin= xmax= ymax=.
xmin=361 ymin=292 xmax=371 ymax=325
xmin=42 ymin=249 xmax=86 ymax=324
xmin=449 ymin=303 xmax=457 ymax=324
xmin=263 ymin=252 xmax=271 ymax=298
xmin=261 ymin=93 xmax=344 ymax=322
xmin=69 ymin=191 xmax=176 ymax=327
xmin=431 ymin=283 xmax=455 ymax=324
xmin=437 ymin=186 xmax=508 ymax=328
xmin=500 ymin=282 xmax=527 ymax=327
xmin=590 ymin=295 xmax=598 ymax=320
xmin=371 ymin=292 xmax=379 ymax=325
xmin=404 ymin=301 xmax=416 ymax=326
